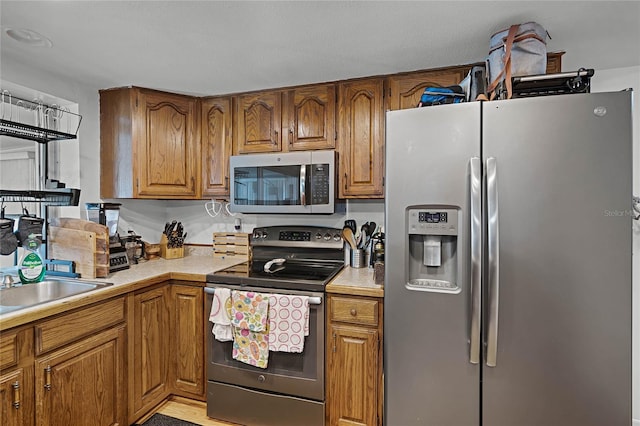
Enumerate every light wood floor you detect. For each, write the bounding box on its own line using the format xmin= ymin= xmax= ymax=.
xmin=147 ymin=396 xmax=241 ymax=425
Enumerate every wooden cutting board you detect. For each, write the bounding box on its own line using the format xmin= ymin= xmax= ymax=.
xmin=49 ymin=226 xmax=97 ymax=279
xmin=49 ymin=218 xmax=110 ymax=278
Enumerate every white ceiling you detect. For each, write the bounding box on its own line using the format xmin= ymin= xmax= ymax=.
xmin=1 ymin=1 xmax=639 ymax=97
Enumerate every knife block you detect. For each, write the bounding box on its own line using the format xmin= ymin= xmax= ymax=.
xmin=160 ymin=234 xmax=184 ymax=259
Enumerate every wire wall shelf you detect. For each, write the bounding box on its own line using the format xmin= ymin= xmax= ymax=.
xmin=0 ymin=189 xmax=81 ymax=206
xmin=0 ymin=91 xmax=82 ymax=143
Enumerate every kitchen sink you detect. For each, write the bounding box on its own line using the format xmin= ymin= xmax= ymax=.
xmin=0 ymin=278 xmax=113 ymax=315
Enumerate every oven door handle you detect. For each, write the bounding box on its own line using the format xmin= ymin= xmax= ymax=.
xmin=204 ymin=287 xmax=321 ymax=305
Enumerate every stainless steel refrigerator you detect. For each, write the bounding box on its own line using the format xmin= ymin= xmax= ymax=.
xmin=384 ymin=91 xmax=632 ymax=426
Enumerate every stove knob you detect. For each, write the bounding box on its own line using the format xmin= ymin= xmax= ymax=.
xmin=333 ymin=234 xmax=341 ymax=241
xmin=262 ymin=232 xmax=268 ymax=239
xmin=254 ymin=230 xmax=262 ymax=239
xmin=324 ymin=233 xmax=331 ymax=241
xmin=315 ymin=233 xmax=323 ymax=240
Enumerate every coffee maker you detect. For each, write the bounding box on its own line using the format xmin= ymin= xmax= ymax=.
xmin=86 ymin=203 xmax=130 ymax=272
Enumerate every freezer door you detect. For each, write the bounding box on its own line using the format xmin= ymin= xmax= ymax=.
xmin=384 ymin=103 xmax=481 ymax=426
xmin=482 ymin=92 xmax=632 ymax=426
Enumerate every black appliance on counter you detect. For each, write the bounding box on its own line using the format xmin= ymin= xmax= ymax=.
xmin=205 ymin=225 xmax=344 ymax=426
xmin=85 ymin=202 xmax=129 ymax=272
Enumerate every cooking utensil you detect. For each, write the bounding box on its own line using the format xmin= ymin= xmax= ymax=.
xmin=368 ymin=221 xmax=377 ymax=236
xmin=342 ymin=227 xmax=357 ymax=250
xmin=345 ymin=219 xmax=356 ymax=234
xmin=358 ymin=223 xmax=371 ymax=249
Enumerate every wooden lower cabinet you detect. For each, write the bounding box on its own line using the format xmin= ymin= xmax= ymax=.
xmin=35 ymin=326 xmax=126 ymax=426
xmin=0 ymin=326 xmax=34 ymax=426
xmin=169 ymin=282 xmax=204 ymax=399
xmin=129 ymin=285 xmax=171 ymax=422
xmin=326 ymin=295 xmax=383 ymax=426
xmin=0 ymin=368 xmax=33 ymax=426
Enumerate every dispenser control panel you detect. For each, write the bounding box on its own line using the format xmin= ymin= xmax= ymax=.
xmin=408 ymin=208 xmax=458 ymax=236
xmin=418 ymin=211 xmax=447 ymax=223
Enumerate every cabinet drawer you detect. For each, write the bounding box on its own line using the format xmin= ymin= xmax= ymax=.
xmin=330 ymin=297 xmax=379 ymax=326
xmin=35 ymin=296 xmax=126 ymax=355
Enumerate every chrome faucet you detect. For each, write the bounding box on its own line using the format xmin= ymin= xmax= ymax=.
xmin=2 ymin=274 xmax=16 ymax=289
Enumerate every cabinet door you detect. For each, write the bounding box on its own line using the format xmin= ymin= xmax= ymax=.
xmin=170 ymin=284 xmax=204 ymax=398
xmin=35 ymin=326 xmax=126 ymax=426
xmin=284 ymin=84 xmax=336 ymax=151
xmin=337 ymin=78 xmax=385 ymax=198
xmin=136 ymin=90 xmax=199 ymax=197
xmin=327 ymin=324 xmax=379 ymax=426
xmin=388 ymin=66 xmax=470 ymax=111
xmin=0 ymin=368 xmax=31 ymax=426
xmin=131 ymin=286 xmax=170 ymax=419
xmin=236 ymin=91 xmax=282 ymax=153
xmin=201 ymin=97 xmax=233 ymax=197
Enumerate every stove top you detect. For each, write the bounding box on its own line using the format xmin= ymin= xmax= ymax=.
xmin=206 ymin=260 xmax=343 ymax=292
xmin=206 ymin=225 xmax=345 ymax=292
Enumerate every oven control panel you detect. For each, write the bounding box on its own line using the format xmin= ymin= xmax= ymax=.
xmin=279 ymin=231 xmax=311 ymax=241
xmin=252 ymin=226 xmax=343 ymax=249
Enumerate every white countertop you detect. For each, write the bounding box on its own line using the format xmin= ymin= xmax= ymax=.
xmin=327 ymin=265 xmax=383 ymax=298
xmin=0 ymin=248 xmax=246 ymax=330
xmin=0 ymin=249 xmax=383 ymax=330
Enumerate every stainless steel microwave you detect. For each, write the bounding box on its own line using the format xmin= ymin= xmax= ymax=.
xmin=229 ymin=150 xmax=335 ymax=214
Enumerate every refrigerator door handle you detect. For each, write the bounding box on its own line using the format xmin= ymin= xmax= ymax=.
xmin=486 ymin=157 xmax=500 ymax=367
xmin=469 ymin=157 xmax=482 ymax=365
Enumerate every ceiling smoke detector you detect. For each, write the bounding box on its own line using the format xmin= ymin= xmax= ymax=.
xmin=5 ymin=28 xmax=53 ymax=48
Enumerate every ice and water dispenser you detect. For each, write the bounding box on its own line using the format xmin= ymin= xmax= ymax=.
xmin=406 ymin=207 xmax=460 ymax=293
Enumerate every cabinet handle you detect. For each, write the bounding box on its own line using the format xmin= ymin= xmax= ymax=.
xmin=344 ymin=173 xmax=347 ymax=191
xmin=273 ymin=130 xmax=279 ymax=145
xmin=12 ymin=381 xmax=20 ymax=409
xmin=332 ymin=333 xmax=337 ymax=353
xmin=350 ymin=308 xmax=357 ymax=316
xmin=44 ymin=365 xmax=52 ymax=391
xmin=289 ymin=128 xmax=293 ymax=146
xmin=224 ymin=176 xmax=229 ymax=190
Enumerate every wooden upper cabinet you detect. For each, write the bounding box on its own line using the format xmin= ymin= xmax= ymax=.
xmin=235 ymin=90 xmax=282 ymax=154
xmin=100 ymin=87 xmax=200 ymax=199
xmin=284 ymin=84 xmax=336 ymax=151
xmin=201 ymin=97 xmax=233 ymax=197
xmin=388 ymin=65 xmax=470 ymax=111
xmin=235 ymin=85 xmax=336 ymax=154
xmin=337 ymin=78 xmax=385 ymax=198
xmin=136 ymin=90 xmax=199 ymax=197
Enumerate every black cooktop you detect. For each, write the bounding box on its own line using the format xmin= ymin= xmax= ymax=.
xmin=206 ymin=260 xmax=344 ymax=292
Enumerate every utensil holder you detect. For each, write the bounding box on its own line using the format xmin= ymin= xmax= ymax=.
xmin=350 ymin=248 xmax=366 ymax=268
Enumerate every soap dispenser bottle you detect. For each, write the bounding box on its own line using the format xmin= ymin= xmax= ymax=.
xmin=18 ymin=233 xmax=45 ymax=284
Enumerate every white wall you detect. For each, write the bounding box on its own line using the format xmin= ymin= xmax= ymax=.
xmin=591 ymin=66 xmax=640 ymax=424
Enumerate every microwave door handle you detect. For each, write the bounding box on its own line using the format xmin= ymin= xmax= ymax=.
xmin=300 ymin=165 xmax=307 ymax=206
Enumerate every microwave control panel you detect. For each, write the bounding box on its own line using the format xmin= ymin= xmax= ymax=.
xmin=310 ymin=163 xmax=330 ymax=205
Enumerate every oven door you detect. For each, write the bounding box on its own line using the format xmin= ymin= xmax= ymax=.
xmin=204 ymin=284 xmax=324 ymax=401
